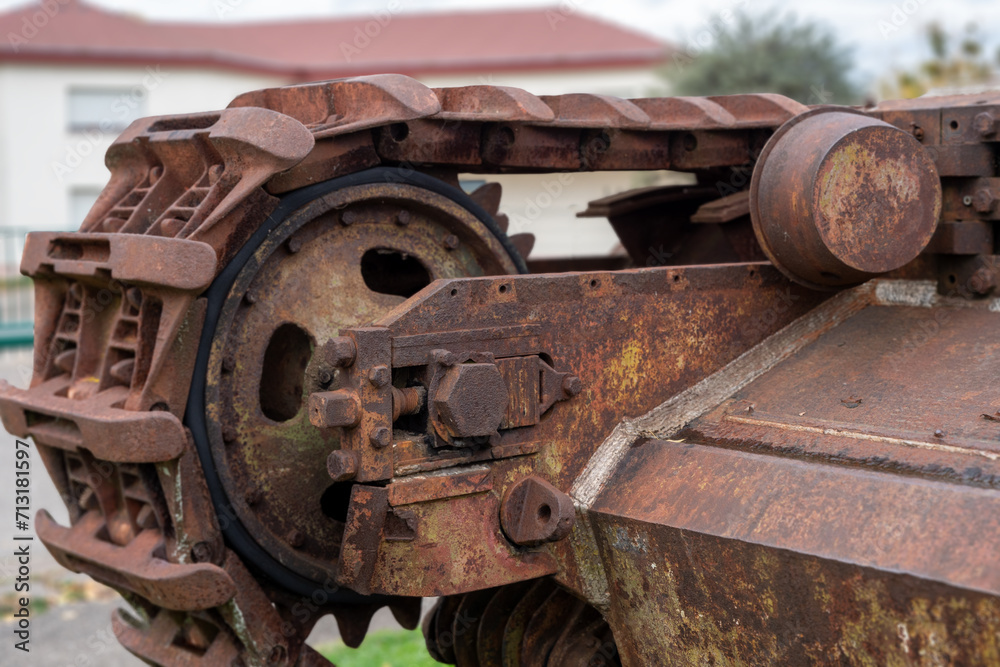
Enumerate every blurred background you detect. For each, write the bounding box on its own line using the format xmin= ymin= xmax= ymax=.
xmin=0 ymin=0 xmax=997 ymax=664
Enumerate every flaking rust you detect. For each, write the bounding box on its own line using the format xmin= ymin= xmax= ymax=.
xmin=2 ymin=73 xmax=998 ymax=665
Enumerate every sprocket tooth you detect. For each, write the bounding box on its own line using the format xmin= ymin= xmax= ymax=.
xmin=509 ymin=233 xmax=535 ymax=259
xmin=469 ymin=182 xmax=503 ymax=217
xmin=520 ymin=589 xmax=579 ymax=667
xmin=388 ymin=597 xmax=423 ymax=630
xmin=432 ymin=595 xmax=465 ymax=664
xmin=332 ymin=602 xmax=383 ymax=649
xmin=494 ymin=213 xmax=510 ymax=234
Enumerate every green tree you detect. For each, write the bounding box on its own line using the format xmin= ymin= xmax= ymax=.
xmin=880 ymin=23 xmax=997 ymax=99
xmin=665 ymin=12 xmax=861 ymax=105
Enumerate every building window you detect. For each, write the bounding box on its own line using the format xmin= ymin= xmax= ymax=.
xmin=460 ymin=179 xmax=487 ymax=194
xmin=69 ymin=187 xmax=103 ymax=229
xmin=67 ymin=88 xmax=144 ymax=133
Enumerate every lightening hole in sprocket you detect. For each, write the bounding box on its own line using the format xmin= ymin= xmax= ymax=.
xmin=361 ymin=248 xmax=432 ymax=298
xmin=259 ymin=323 xmax=312 ymax=422
xmin=320 ymin=481 xmax=354 ymax=523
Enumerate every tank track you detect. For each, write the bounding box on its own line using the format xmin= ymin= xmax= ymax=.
xmin=1 ymin=74 xmax=997 ymax=665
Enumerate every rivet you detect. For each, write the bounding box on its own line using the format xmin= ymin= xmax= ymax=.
xmin=443 ymin=234 xmax=460 ymax=250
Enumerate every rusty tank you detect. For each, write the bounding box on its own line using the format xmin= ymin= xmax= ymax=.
xmin=2 ymin=74 xmax=999 ymax=665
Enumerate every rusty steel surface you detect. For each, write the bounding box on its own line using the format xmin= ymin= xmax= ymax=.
xmin=2 ymin=73 xmax=1000 ymax=665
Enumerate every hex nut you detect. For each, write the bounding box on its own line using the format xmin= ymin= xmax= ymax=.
xmin=432 ymin=363 xmax=509 ymax=439
xmin=309 ymin=390 xmax=361 ymax=428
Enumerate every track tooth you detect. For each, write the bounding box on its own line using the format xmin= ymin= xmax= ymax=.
xmin=452 ymin=589 xmax=496 ymax=667
xmin=388 ymin=597 xmax=423 ymax=631
xmin=520 ymin=589 xmax=577 ymax=666
xmin=230 ymin=74 xmax=442 ymax=137
xmin=476 ymin=582 xmax=533 ymax=666
xmin=433 ymin=85 xmax=555 ymax=122
xmin=708 ymin=93 xmax=808 ymax=127
xmin=509 ymin=233 xmax=535 ymax=259
xmin=540 ymin=94 xmax=650 ymax=129
xmin=433 ymin=595 xmax=465 ymax=664
xmin=631 ymin=96 xmax=737 ymax=130
xmin=469 ymin=182 xmax=503 ymax=217
xmin=501 ymin=580 xmax=556 ymax=666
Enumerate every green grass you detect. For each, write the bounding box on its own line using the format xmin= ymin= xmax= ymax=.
xmin=317 ymin=628 xmax=439 ymax=667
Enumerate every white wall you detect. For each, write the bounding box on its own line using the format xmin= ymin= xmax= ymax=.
xmin=0 ymin=62 xmax=670 ymax=257
xmin=0 ymin=63 xmax=280 ymax=234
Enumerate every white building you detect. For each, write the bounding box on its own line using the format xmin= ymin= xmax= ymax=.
xmin=0 ymin=0 xmax=668 ymax=258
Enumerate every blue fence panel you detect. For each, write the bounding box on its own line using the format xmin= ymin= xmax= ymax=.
xmin=0 ymin=227 xmax=33 ymax=349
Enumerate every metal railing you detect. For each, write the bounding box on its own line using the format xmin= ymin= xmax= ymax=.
xmin=0 ymin=227 xmax=33 ymax=348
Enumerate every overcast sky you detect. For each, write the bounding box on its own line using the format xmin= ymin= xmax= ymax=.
xmin=1 ymin=0 xmax=998 ymax=90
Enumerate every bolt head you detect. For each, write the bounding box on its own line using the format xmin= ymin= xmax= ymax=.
xmin=309 ymin=389 xmax=361 ymax=428
xmin=975 ymin=111 xmax=997 ymax=137
xmin=245 ymin=487 xmax=262 ymax=506
xmin=222 ymin=426 xmax=238 ymax=443
xmin=286 ymin=529 xmax=305 ymax=548
xmin=443 ymin=234 xmax=460 ymax=250
xmin=432 ymin=363 xmax=509 ymax=439
xmin=191 ymin=541 xmax=213 ymax=563
xmin=369 ymin=365 xmax=391 ymax=388
xmin=562 ymin=375 xmax=582 ymax=397
xmin=370 ymin=426 xmax=392 ymax=449
xmin=321 ymin=337 xmax=357 ymax=368
xmin=327 ymin=450 xmax=359 ymax=482
xmin=973 ymin=189 xmax=997 ymax=213
xmin=396 ymin=210 xmax=412 ymax=226
xmin=341 ymin=210 xmax=358 ymax=226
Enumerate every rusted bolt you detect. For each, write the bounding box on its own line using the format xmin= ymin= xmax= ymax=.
xmin=841 ymin=397 xmax=862 ymax=409
xmin=341 ymin=210 xmax=359 ymax=226
xmin=222 ymin=426 xmax=238 ymax=443
xmin=320 ymin=337 xmax=357 ymax=368
xmin=245 ymin=486 xmax=262 ymax=506
xmin=396 ymin=210 xmax=412 ymax=226
xmin=432 ymin=363 xmax=509 ymax=439
xmin=392 ymin=386 xmax=425 ymax=420
xmin=286 ymin=235 xmax=303 ymax=253
xmin=244 ymin=289 xmax=258 ymax=305
xmin=369 ymin=365 xmax=391 ymax=388
xmin=974 ymin=111 xmax=998 ymax=137
xmin=125 ymin=286 xmax=143 ymax=310
xmin=934 ymin=429 xmax=945 ymax=438
xmin=911 ymin=124 xmax=925 ymax=140
xmin=268 ymin=644 xmax=287 ymax=666
xmin=209 ymin=164 xmax=225 ymax=184
xmin=500 ymin=476 xmax=575 ymax=547
xmin=431 ymin=349 xmax=458 ymax=366
xmin=973 ymin=189 xmax=997 ymax=213
xmin=222 ymin=353 xmax=236 ymax=373
xmin=327 ymin=450 xmax=359 ymax=482
xmin=562 ymin=375 xmax=582 ymax=397
xmin=286 ymin=529 xmax=305 ymax=549
xmin=370 ymin=427 xmax=392 ymax=449
xmin=317 ymin=369 xmax=333 ymax=386
xmin=443 ymin=234 xmax=460 ymax=250
xmin=970 ymin=267 xmax=998 ymax=295
xmin=310 ymin=390 xmax=361 ymax=428
xmin=190 ymin=541 xmax=213 ymax=563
